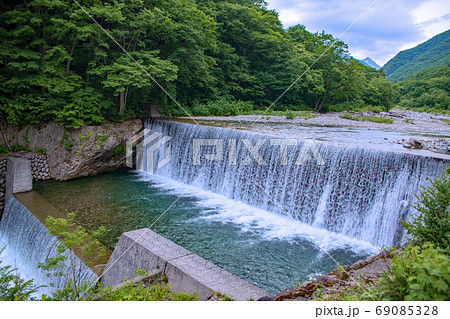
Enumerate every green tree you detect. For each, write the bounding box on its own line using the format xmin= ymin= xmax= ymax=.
xmin=90 ymin=53 xmax=177 ymax=116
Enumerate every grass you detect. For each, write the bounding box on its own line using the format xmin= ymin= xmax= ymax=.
xmin=397 ymin=106 xmax=450 ymax=115
xmin=252 ymin=110 xmax=318 ymax=120
xmin=340 ymin=113 xmax=393 ymax=124
xmin=328 ymin=104 xmax=385 ymax=113
xmin=89 ymin=282 xmax=199 ymax=301
xmin=440 ymin=119 xmax=450 ymax=124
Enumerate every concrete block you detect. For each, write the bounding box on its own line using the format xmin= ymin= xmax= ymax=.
xmin=102 ymin=228 xmax=270 ymax=300
xmin=5 ymin=158 xmax=32 ymax=203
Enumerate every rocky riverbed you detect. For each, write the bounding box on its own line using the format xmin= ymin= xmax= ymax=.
xmin=177 ymin=109 xmax=450 ymax=156
xmin=181 ymin=108 xmax=450 ymax=133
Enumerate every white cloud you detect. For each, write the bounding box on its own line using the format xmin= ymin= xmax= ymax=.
xmin=267 ymin=0 xmax=449 ymax=65
xmin=412 ymin=0 xmax=450 ymax=37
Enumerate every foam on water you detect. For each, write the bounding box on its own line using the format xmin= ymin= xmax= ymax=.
xmin=137 ymin=172 xmax=378 ymax=254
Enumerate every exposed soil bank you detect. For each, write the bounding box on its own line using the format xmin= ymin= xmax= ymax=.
xmin=1 ymin=120 xmax=143 ymax=181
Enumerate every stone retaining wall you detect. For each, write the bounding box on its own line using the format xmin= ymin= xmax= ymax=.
xmin=25 ymin=154 xmax=51 ymax=181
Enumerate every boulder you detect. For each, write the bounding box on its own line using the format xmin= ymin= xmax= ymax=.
xmin=403 ymin=139 xmax=422 ymax=149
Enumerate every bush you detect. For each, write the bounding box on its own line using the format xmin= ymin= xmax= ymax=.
xmin=0 ymin=144 xmax=9 ymax=155
xmin=10 ymin=143 xmax=31 ymax=152
xmin=190 ymin=97 xmax=253 ymax=117
xmin=285 ymin=110 xmax=296 ymax=119
xmin=90 ymin=281 xmax=198 ymax=301
xmin=375 ymin=244 xmax=449 ymax=301
xmin=401 ymin=169 xmax=450 ymax=249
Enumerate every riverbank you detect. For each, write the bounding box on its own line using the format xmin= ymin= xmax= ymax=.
xmin=179 ymin=108 xmax=450 ymax=134
xmin=274 ymin=250 xmax=394 ymax=301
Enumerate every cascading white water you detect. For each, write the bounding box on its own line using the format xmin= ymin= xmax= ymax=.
xmin=141 ymin=119 xmax=449 ymax=247
xmin=0 ymin=197 xmax=97 ymax=296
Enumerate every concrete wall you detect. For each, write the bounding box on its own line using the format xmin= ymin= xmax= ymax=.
xmin=5 ymin=157 xmax=32 ymax=204
xmin=102 ymin=228 xmax=270 ymax=301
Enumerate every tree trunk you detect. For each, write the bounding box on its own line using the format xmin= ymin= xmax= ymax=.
xmin=119 ymin=89 xmax=125 ymax=116
xmin=66 ymin=33 xmax=78 ymax=76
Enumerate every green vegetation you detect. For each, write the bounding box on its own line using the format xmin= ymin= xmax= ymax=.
xmin=76 ymin=130 xmax=92 ymax=155
xmin=374 ymin=244 xmax=449 ymax=301
xmin=317 ymin=168 xmax=450 ymax=301
xmin=285 ymin=110 xmax=296 ymax=120
xmin=0 ymin=0 xmax=395 ymax=128
xmin=396 ymin=65 xmax=450 ymax=112
xmin=114 ymin=144 xmax=126 ymax=156
xmin=64 ymin=141 xmax=74 ymax=151
xmin=95 ymin=134 xmax=110 ymax=147
xmin=0 ymin=215 xmax=199 ymax=301
xmin=383 ymin=29 xmax=450 ymax=82
xmin=319 ymin=244 xmax=449 ymax=301
xmin=10 ymin=143 xmax=31 ymax=152
xmin=0 ymin=247 xmax=41 ymax=301
xmin=90 ymin=279 xmax=198 ymax=301
xmin=185 ymin=98 xmax=253 ymax=117
xmin=38 ymin=213 xmax=107 ymax=300
xmin=441 ymin=119 xmax=450 ymax=124
xmin=284 ymin=110 xmax=317 ymax=120
xmin=0 ymin=144 xmax=9 ymax=155
xmin=401 ymin=169 xmax=450 ymax=249
xmin=339 ymin=113 xmax=393 ymax=124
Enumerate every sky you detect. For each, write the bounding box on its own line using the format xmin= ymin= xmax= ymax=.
xmin=267 ymin=0 xmax=450 ymax=66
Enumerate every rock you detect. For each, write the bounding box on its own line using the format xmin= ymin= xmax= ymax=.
xmin=350 ymin=259 xmax=367 ymax=269
xmin=2 ymin=119 xmax=143 ymax=181
xmin=257 ymin=295 xmax=274 ymax=301
xmin=403 ymin=139 xmax=422 ymax=149
xmin=316 ymin=274 xmax=336 ymax=283
xmin=274 ymin=286 xmax=297 ymax=299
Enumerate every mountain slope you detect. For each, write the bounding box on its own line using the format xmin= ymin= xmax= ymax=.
xmin=358 ymin=57 xmax=381 ymax=70
xmin=383 ymin=29 xmax=450 ymax=82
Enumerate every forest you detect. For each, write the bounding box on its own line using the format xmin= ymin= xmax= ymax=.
xmin=0 ymin=0 xmax=397 ymax=128
xmin=383 ymin=29 xmax=450 ymax=82
xmin=395 ymin=65 xmax=450 ymax=112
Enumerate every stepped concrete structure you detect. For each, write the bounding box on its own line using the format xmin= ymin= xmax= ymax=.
xmin=102 ymin=228 xmax=270 ymax=300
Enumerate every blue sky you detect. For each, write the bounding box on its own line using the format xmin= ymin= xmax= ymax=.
xmin=267 ymin=0 xmax=450 ymax=65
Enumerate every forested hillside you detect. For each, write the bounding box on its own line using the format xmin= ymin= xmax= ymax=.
xmin=396 ymin=65 xmax=450 ymax=111
xmin=383 ymin=29 xmax=450 ymax=82
xmin=0 ymin=0 xmax=393 ymax=128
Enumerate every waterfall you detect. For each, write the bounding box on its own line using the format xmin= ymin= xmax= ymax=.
xmin=0 ymin=197 xmax=97 ymax=297
xmin=141 ymin=119 xmax=449 ymax=247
